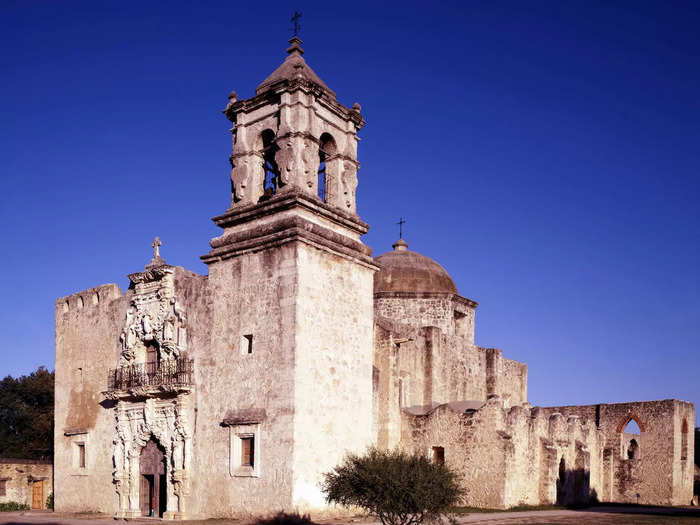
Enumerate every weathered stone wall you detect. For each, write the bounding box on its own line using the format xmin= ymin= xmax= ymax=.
xmin=193 ymin=246 xmax=296 ymax=517
xmin=54 ymin=283 xmax=125 ymax=513
xmin=0 ymin=459 xmax=52 ymax=508
xmin=500 ymin=357 xmax=527 ymax=408
xmin=374 ymin=296 xmax=455 ymax=334
xmin=539 ymin=400 xmax=694 ymax=506
xmin=292 ymin=242 xmax=376 ymax=509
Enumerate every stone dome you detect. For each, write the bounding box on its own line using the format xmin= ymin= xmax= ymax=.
xmin=374 ymin=239 xmax=458 ymax=294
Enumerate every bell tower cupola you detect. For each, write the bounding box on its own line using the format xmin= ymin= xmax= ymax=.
xmin=222 ymin=37 xmax=365 ymax=213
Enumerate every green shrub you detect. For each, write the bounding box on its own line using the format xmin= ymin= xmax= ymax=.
xmin=46 ymin=491 xmax=54 ymax=510
xmin=254 ymin=511 xmax=315 ymax=525
xmin=322 ymin=447 xmax=463 ymax=525
xmin=0 ymin=501 xmax=30 ymax=511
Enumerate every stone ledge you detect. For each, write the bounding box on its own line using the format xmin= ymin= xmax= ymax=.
xmin=211 ymin=187 xmax=369 ymax=236
xmin=203 ymin=213 xmax=377 ymax=269
xmin=374 ymin=290 xmax=478 ymax=309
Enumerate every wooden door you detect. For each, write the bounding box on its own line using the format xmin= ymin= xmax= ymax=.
xmin=32 ymin=481 xmax=43 ymax=509
xmin=139 ymin=438 xmax=166 ymax=517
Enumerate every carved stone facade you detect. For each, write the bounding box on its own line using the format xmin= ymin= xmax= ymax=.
xmin=54 ymin=37 xmax=694 ymax=519
xmin=112 ymin=397 xmax=191 ymax=519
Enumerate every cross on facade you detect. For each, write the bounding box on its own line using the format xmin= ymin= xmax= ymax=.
xmin=397 ymin=218 xmax=406 ymax=239
xmin=291 ymin=11 xmax=302 ymax=37
xmin=152 ymin=237 xmax=162 ymax=259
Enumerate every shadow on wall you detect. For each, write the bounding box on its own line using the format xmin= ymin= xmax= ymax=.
xmin=556 ymin=459 xmax=597 ymax=507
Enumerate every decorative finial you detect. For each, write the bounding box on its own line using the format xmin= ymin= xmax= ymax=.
xmin=397 ymin=217 xmax=406 ymax=239
xmin=152 ymin=237 xmax=162 ymax=259
xmin=291 ymin=11 xmax=302 ymax=37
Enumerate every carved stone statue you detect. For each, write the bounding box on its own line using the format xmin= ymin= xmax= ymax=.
xmin=341 ymin=160 xmax=358 ymax=212
xmin=231 ymin=156 xmax=251 ymax=203
xmin=275 ymin=139 xmax=296 ymax=186
xmin=301 ymin=138 xmax=318 ymax=190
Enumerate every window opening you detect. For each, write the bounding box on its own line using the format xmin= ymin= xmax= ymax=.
xmin=0 ymin=480 xmax=6 ymax=496
xmin=317 ymin=149 xmax=327 ymax=201
xmin=432 ymin=446 xmax=445 ymax=465
xmin=622 ymin=419 xmax=641 ymax=459
xmin=78 ymin=443 xmax=86 ymax=468
xmin=241 ymin=437 xmax=254 ymax=467
xmin=682 ymin=418 xmax=689 ymax=460
xmin=242 ymin=334 xmax=253 ymax=354
xmin=146 ymin=342 xmax=159 ymax=380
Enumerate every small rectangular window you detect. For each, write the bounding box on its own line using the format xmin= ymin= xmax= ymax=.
xmin=0 ymin=480 xmax=6 ymax=496
xmin=241 ymin=437 xmax=254 ymax=467
xmin=78 ymin=443 xmax=86 ymax=468
xmin=241 ymin=334 xmax=253 ymax=355
xmin=432 ymin=446 xmax=445 ymax=465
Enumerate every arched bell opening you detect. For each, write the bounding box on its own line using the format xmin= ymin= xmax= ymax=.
xmin=260 ymin=129 xmax=280 ymax=200
xmin=139 ymin=437 xmax=167 ymax=518
xmin=318 ymin=132 xmax=337 ymax=203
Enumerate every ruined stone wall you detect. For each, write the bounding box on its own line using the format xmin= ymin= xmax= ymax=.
xmin=193 ymin=246 xmax=296 ymax=517
xmin=0 ymin=460 xmax=52 ymax=508
xmin=500 ymin=357 xmax=527 ymax=408
xmin=292 ymin=243 xmax=376 ymax=509
xmin=54 ymin=283 xmax=126 ymax=513
xmin=401 ymin=398 xmax=605 ymax=509
xmin=540 ymin=400 xmax=694 ymax=505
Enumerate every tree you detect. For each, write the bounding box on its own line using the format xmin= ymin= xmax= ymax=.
xmin=0 ymin=367 xmax=54 ymax=459
xmin=321 ymin=447 xmax=463 ymax=525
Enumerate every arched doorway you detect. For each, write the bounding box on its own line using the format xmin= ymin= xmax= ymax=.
xmin=139 ymin=438 xmax=166 ymax=517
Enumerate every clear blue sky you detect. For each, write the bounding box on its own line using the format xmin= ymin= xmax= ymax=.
xmin=1 ymin=1 xmax=698 ymax=418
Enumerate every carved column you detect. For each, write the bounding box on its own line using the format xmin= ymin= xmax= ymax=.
xmin=126 ymin=450 xmax=140 ymax=518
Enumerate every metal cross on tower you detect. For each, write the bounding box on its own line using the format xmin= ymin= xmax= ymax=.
xmin=397 ymin=218 xmax=406 ymax=239
xmin=291 ymin=11 xmax=302 ymax=37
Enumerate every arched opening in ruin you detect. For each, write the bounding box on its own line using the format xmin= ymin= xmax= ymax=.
xmin=556 ymin=456 xmax=567 ymax=505
xmin=139 ymin=437 xmax=167 ymax=517
xmin=681 ymin=418 xmax=689 ymax=460
xmin=618 ymin=415 xmax=644 ymax=460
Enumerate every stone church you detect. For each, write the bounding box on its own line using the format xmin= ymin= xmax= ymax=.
xmin=54 ymin=37 xmax=694 ymax=518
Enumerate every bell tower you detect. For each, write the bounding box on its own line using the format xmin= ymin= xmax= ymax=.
xmin=200 ymin=37 xmax=377 ymax=511
xmin=223 ymin=36 xmax=364 ymax=213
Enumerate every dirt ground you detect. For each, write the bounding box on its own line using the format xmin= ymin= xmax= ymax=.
xmin=3 ymin=506 xmax=700 ymax=525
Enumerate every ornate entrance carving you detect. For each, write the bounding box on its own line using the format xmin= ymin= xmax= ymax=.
xmin=105 ymin=245 xmax=193 ymax=520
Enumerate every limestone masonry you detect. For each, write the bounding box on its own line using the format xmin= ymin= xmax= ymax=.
xmin=54 ymin=38 xmax=694 ymax=518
